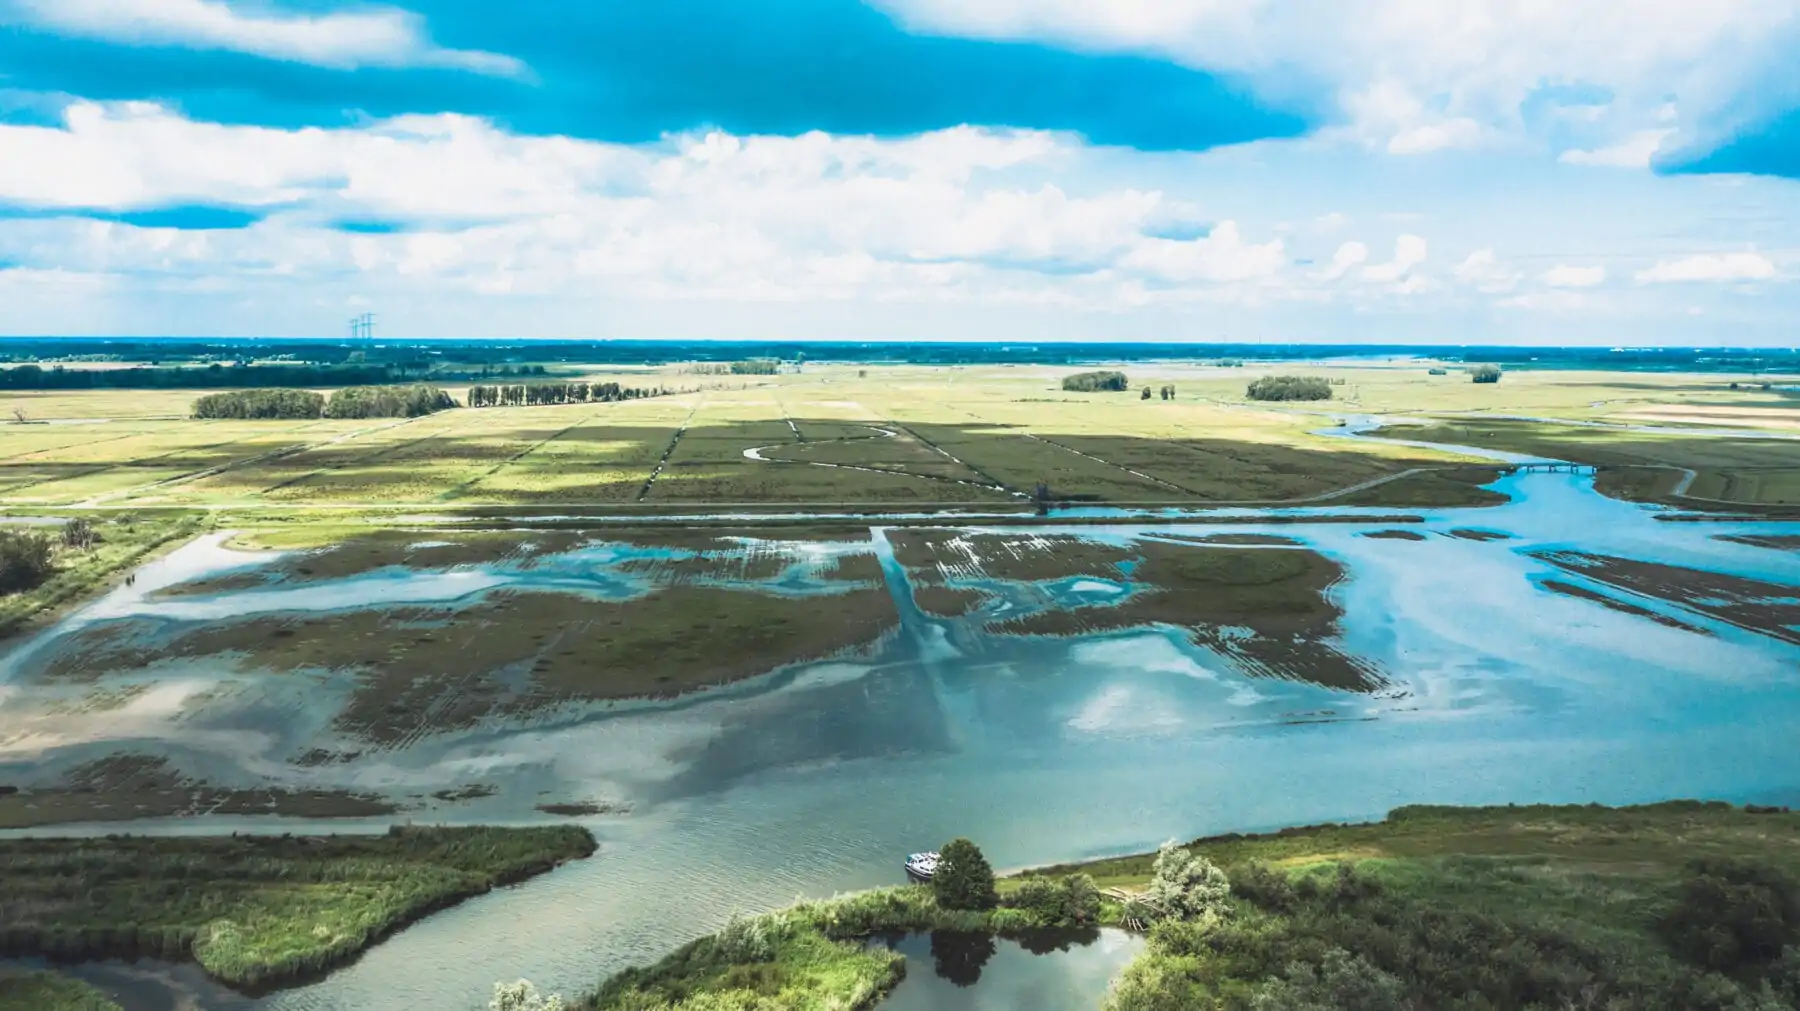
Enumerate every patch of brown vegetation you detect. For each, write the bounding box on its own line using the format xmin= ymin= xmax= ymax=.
xmin=46 ymin=585 xmax=899 ymax=746
xmin=0 ymin=755 xmax=394 ymax=829
xmin=159 ymin=530 xmax=590 ymax=597
xmin=1533 ymin=550 xmax=1800 ymax=644
xmin=535 ymin=801 xmax=626 ymax=817
xmin=885 ymin=529 xmax=1133 ymax=582
xmin=1539 ymin=579 xmax=1714 ymax=636
xmin=1447 ymin=528 xmax=1512 ymax=542
xmin=1361 ymin=529 xmax=1426 ymax=541
xmin=820 ymin=550 xmax=884 ymax=583
xmin=1331 ymin=467 xmax=1508 ymax=508
xmin=990 ymin=541 xmax=1384 ymax=692
xmin=1717 ymin=533 xmax=1800 ymax=552
xmin=912 ymin=585 xmax=990 ymax=618
xmin=1152 ymin=533 xmax=1303 ymax=546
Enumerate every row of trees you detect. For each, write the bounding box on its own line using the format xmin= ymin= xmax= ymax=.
xmin=192 ymin=389 xmax=327 ymax=420
xmin=687 ymin=359 xmax=783 ymax=376
xmin=0 ymin=362 xmax=396 ymax=390
xmin=1247 ymin=375 xmax=1334 ymax=402
xmin=1063 ymin=370 xmax=1130 ymax=392
xmin=323 ymin=385 xmax=457 ymax=419
xmin=465 ymin=382 xmax=668 ymax=407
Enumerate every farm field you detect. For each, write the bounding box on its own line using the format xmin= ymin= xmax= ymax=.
xmin=0 ymin=361 xmax=1790 ymax=515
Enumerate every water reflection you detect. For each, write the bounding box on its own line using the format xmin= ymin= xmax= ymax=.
xmin=0 ymin=469 xmax=1797 ymax=1011
xmin=872 ymin=930 xmax=1143 ymax=1010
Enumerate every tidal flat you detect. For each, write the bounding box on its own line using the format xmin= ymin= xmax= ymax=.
xmin=0 ymin=467 xmax=1798 ymax=1010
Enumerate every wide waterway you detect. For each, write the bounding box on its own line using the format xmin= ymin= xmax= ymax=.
xmin=3 ymin=454 xmax=1799 ymax=1010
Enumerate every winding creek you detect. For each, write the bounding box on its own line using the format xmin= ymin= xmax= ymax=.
xmin=3 ymin=429 xmax=1799 ymax=1010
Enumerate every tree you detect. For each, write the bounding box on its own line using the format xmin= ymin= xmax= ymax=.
xmin=1247 ymin=376 xmax=1333 ymax=402
xmin=933 ymin=838 xmax=998 ymax=910
xmin=1146 ymin=842 xmax=1232 ymax=923
xmin=1663 ymin=858 xmax=1800 ymax=971
xmin=1469 ymin=363 xmax=1503 ymax=384
xmin=490 ymin=980 xmax=565 ymax=1011
xmin=61 ymin=517 xmax=98 ymax=551
xmin=1141 ymin=386 xmax=1153 ymax=400
xmin=1062 ymin=371 xmax=1129 ymax=392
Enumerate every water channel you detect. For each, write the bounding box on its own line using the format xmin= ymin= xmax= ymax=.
xmin=2 ymin=432 xmax=1798 ymax=1010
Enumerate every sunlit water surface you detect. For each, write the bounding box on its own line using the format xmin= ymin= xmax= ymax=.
xmin=2 ymin=464 xmax=1798 ymax=1011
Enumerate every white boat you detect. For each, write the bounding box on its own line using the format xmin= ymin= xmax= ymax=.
xmin=904 ymin=851 xmax=940 ymax=881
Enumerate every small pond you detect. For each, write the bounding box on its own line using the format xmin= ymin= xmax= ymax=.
xmin=872 ymin=930 xmax=1144 ymax=1011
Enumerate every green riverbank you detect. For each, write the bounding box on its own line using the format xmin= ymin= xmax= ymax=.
xmin=0 ymin=825 xmax=595 ymax=992
xmin=582 ymin=801 xmax=1800 ymax=1010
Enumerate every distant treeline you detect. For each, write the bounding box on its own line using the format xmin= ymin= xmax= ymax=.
xmin=1247 ymin=376 xmax=1334 ymax=402
xmin=1062 ymin=370 xmax=1130 ymax=392
xmin=688 ymin=359 xmax=781 ymax=376
xmin=0 ymin=362 xmax=396 ymax=391
xmin=466 ymin=382 xmax=668 ymax=407
xmin=324 ymin=385 xmax=457 ymax=419
xmin=192 ymin=389 xmax=326 ymax=420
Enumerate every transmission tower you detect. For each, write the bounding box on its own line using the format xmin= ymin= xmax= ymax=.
xmin=347 ymin=313 xmax=375 ymax=341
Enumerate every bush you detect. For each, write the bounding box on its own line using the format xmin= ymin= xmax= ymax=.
xmin=61 ymin=517 xmax=99 ymax=551
xmin=1469 ymin=363 xmax=1503 ymax=384
xmin=1246 ymin=376 xmax=1333 ymax=402
xmin=1146 ymin=842 xmax=1232 ymax=923
xmin=191 ymin=389 xmax=325 ymax=419
xmin=0 ymin=529 xmax=55 ymax=594
xmin=324 ymin=384 xmax=456 ymax=419
xmin=1250 ymin=949 xmax=1409 ymax=1011
xmin=711 ymin=912 xmax=785 ymax=963
xmin=1232 ymin=861 xmax=1299 ymax=913
xmin=1063 ymin=371 xmax=1129 ymax=392
xmin=1005 ymin=874 xmax=1100 ymax=926
xmin=934 ymin=838 xmax=998 ymax=911
xmin=1663 ymin=859 xmax=1800 ymax=971
xmin=490 ymin=979 xmax=566 ymax=1011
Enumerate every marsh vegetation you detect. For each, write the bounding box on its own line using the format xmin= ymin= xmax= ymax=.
xmin=0 ymin=825 xmax=595 ymax=990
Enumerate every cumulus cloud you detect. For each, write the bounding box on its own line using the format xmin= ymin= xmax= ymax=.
xmin=1542 ymin=264 xmax=1607 ymax=288
xmin=1635 ymin=252 xmax=1779 ymax=283
xmin=878 ymin=0 xmax=1800 ymax=166
xmin=8 ymin=0 xmax=523 ymax=74
xmin=0 ymin=103 xmax=1301 ymax=309
xmin=1559 ymin=129 xmax=1677 ymax=168
xmin=1453 ymin=249 xmax=1522 ymax=293
xmin=1362 ymin=234 xmax=1427 ymax=283
xmin=1321 ymin=240 xmax=1368 ymax=280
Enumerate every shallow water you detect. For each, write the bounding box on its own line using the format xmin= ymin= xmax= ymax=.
xmin=873 ymin=930 xmax=1145 ymax=1011
xmin=1 ymin=463 xmax=1798 ymax=1011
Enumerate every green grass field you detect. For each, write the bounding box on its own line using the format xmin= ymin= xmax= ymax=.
xmin=9 ymin=362 xmax=1783 ymax=514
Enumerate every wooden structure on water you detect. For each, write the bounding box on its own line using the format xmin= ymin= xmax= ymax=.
xmin=1504 ymin=462 xmax=1598 ymax=475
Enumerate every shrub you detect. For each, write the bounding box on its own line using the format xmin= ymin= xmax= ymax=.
xmin=1250 ymin=949 xmax=1409 ymax=1011
xmin=1663 ymin=859 xmax=1800 ymax=971
xmin=1063 ymin=371 xmax=1129 ymax=392
xmin=1469 ymin=363 xmax=1503 ymax=384
xmin=1146 ymin=842 xmax=1232 ymax=923
xmin=1246 ymin=376 xmax=1333 ymax=402
xmin=192 ymin=389 xmax=325 ymax=420
xmin=1232 ymin=861 xmax=1298 ymax=913
xmin=490 ymin=979 xmax=566 ymax=1011
xmin=0 ymin=529 xmax=55 ymax=594
xmin=934 ymin=838 xmax=998 ymax=911
xmin=61 ymin=517 xmax=99 ymax=551
xmin=1005 ymin=873 xmax=1100 ymax=926
xmin=711 ymin=912 xmax=785 ymax=963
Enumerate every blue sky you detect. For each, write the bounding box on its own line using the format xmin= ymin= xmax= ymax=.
xmin=0 ymin=0 xmax=1796 ymax=343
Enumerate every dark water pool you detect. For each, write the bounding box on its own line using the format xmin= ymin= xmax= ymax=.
xmin=872 ymin=930 xmax=1144 ymax=1011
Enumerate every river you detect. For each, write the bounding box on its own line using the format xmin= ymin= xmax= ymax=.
xmin=2 ymin=439 xmax=1798 ymax=1010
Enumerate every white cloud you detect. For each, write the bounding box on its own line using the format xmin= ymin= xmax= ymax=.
xmin=1362 ymin=234 xmax=1427 ymax=282
xmin=1453 ymin=248 xmax=1521 ymax=293
xmin=877 ymin=0 xmax=1800 ymax=165
xmin=1635 ymin=252 xmax=1778 ymax=283
xmin=1542 ymin=264 xmax=1607 ymax=288
xmin=1119 ymin=221 xmax=1286 ymax=283
xmin=9 ymin=0 xmax=522 ymax=74
xmin=0 ymin=104 xmax=1301 ymax=309
xmin=1321 ymin=240 xmax=1367 ymax=280
xmin=1559 ymin=129 xmax=1676 ymax=168
xmin=1498 ymin=290 xmax=1593 ymax=312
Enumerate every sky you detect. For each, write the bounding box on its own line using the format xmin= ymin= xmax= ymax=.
xmin=0 ymin=1 xmax=1798 ymax=344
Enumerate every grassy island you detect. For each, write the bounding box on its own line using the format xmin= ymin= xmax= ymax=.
xmin=0 ymin=825 xmax=596 ymax=991
xmin=586 ymin=802 xmax=1800 ymax=1010
xmin=0 ymin=970 xmax=121 ymax=1011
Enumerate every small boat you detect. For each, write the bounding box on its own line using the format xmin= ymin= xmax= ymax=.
xmin=904 ymin=851 xmax=940 ymax=881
